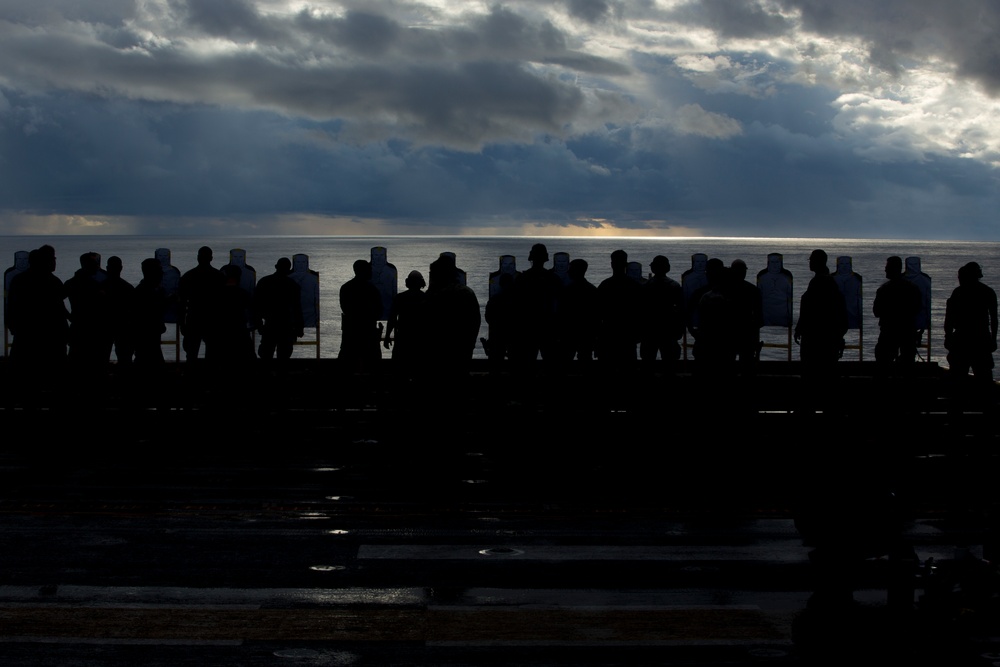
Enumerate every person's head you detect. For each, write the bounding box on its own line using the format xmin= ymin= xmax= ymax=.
xmin=107 ymin=256 xmax=123 ymax=277
xmin=141 ymin=257 xmax=162 ymax=284
xmin=650 ymin=255 xmax=670 ymax=277
xmin=610 ymin=249 xmax=628 ymax=273
xmin=35 ymin=245 xmax=57 ymax=272
xmin=528 ymin=243 xmax=549 ymax=265
xmin=885 ymin=256 xmax=903 ymax=279
xmin=197 ymin=246 xmax=213 ymax=265
xmin=274 ymin=257 xmax=292 ymax=275
xmin=429 ymin=254 xmax=458 ymax=288
xmin=405 ymin=270 xmax=426 ymax=290
xmin=959 ymin=261 xmax=983 ymax=286
xmin=568 ymin=258 xmax=588 ymax=281
xmin=808 ymin=249 xmax=828 ymax=274
xmin=79 ymin=252 xmax=99 ymax=274
xmin=706 ymin=258 xmax=726 ymax=286
xmin=730 ymin=259 xmax=747 ymax=281
xmin=352 ymin=259 xmax=371 ymax=280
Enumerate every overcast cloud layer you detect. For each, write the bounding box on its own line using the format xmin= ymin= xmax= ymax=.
xmin=2 ymin=0 xmax=1000 ymax=238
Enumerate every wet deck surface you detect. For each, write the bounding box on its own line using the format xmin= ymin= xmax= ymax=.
xmin=1 ymin=360 xmax=999 ymax=664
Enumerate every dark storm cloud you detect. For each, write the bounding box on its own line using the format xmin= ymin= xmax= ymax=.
xmin=1 ymin=0 xmax=137 ymax=25
xmin=565 ymin=0 xmax=615 ymax=23
xmin=0 ymin=3 xmax=626 ymax=149
xmin=293 ymin=6 xmax=629 ymax=74
xmin=300 ymin=10 xmax=403 ymax=58
xmin=6 ymin=85 xmax=996 ymax=239
xmin=672 ymin=0 xmax=791 ymax=39
xmin=182 ymin=0 xmax=284 ymax=43
xmin=2 ymin=0 xmax=1000 ymax=239
xmin=781 ymin=0 xmax=1000 ymax=92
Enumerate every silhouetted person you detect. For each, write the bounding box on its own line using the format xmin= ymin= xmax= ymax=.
xmin=597 ymin=250 xmax=641 ymax=367
xmin=484 ymin=272 xmax=516 ymax=367
xmin=179 ymin=246 xmax=224 ymax=363
xmin=132 ymin=258 xmax=167 ymax=369
xmin=944 ymin=262 xmax=998 ymax=383
xmin=730 ymin=259 xmax=763 ymax=370
xmin=688 ymin=258 xmax=736 ymax=372
xmin=423 ymin=254 xmax=481 ymax=379
xmin=794 ymin=249 xmax=848 ymax=377
xmin=873 ymin=256 xmax=921 ymax=369
xmin=64 ymin=252 xmax=111 ymax=371
xmin=255 ymin=257 xmax=304 ymax=363
xmin=339 ymin=259 xmax=383 ymax=372
xmin=384 ymin=269 xmax=427 ymax=372
xmin=7 ymin=245 xmax=69 ymax=374
xmin=557 ymin=259 xmax=599 ymax=362
xmin=104 ymin=256 xmax=135 ymax=367
xmin=215 ymin=264 xmax=255 ymax=366
xmin=512 ymin=243 xmax=562 ymax=365
xmin=639 ymin=255 xmax=683 ymax=368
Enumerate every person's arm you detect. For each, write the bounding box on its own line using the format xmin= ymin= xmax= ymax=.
xmin=383 ymin=299 xmax=397 ymax=348
xmin=990 ymin=290 xmax=998 ymax=351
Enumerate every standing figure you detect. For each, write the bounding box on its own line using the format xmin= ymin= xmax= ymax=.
xmin=178 ymin=247 xmax=224 ymax=363
xmin=7 ymin=245 xmax=69 ymax=372
xmin=132 ymin=258 xmax=167 ymax=369
xmin=944 ymin=262 xmax=998 ymax=382
xmin=794 ymin=249 xmax=848 ymax=375
xmin=384 ymin=270 xmax=427 ymax=371
xmin=597 ymin=250 xmax=641 ymax=367
xmin=64 ymin=252 xmax=111 ymax=370
xmin=512 ymin=243 xmax=562 ymax=365
xmin=215 ymin=264 xmax=255 ymax=366
xmin=687 ymin=258 xmax=737 ymax=372
xmin=873 ymin=256 xmax=921 ymax=369
xmin=255 ymin=258 xmax=304 ymax=363
xmin=105 ymin=257 xmax=135 ymax=367
xmin=730 ymin=259 xmax=764 ymax=370
xmin=423 ymin=254 xmax=481 ymax=378
xmin=639 ymin=255 xmax=684 ymax=367
xmin=484 ymin=272 xmax=516 ymax=367
xmin=557 ymin=259 xmax=599 ymax=363
xmin=339 ymin=259 xmax=383 ymax=372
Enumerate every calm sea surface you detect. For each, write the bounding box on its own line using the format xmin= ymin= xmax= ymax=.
xmin=2 ymin=235 xmax=998 ymax=365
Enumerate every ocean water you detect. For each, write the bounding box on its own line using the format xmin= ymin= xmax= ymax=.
xmin=2 ymin=235 xmax=998 ymax=366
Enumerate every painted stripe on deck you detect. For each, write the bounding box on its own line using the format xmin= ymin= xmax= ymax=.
xmin=0 ymin=585 xmax=429 ymax=606
xmin=0 ymin=637 xmax=242 ymax=646
xmin=358 ymin=543 xmax=810 ymax=562
xmin=0 ymin=607 xmax=787 ymax=644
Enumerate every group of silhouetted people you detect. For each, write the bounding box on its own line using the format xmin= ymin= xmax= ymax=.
xmin=6 ymin=246 xmax=305 ymax=383
xmin=5 ymin=243 xmax=999 ymax=387
xmin=480 ymin=244 xmax=760 ymax=376
xmin=346 ymin=253 xmax=481 ymax=380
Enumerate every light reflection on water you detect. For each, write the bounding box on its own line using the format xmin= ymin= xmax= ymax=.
xmin=1 ymin=235 xmax=996 ymax=365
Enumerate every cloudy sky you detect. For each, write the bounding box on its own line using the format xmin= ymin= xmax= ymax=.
xmin=2 ymin=0 xmax=1000 ymax=239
